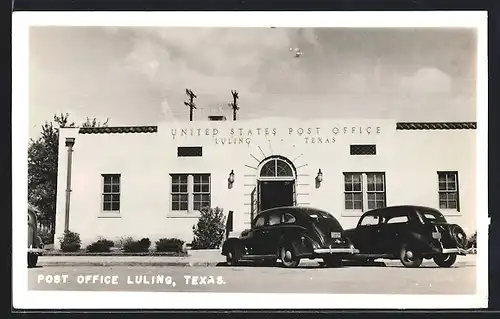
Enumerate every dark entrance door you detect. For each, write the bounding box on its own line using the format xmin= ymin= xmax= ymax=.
xmin=259 ymin=180 xmax=295 ymax=211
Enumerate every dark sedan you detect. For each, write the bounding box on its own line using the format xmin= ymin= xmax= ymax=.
xmin=343 ymin=205 xmax=469 ymax=268
xmin=221 ymin=206 xmax=359 ymax=268
xmin=28 ymin=205 xmax=44 ymax=268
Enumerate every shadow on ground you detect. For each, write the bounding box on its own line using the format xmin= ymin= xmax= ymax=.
xmin=215 ymin=260 xmax=387 ymax=268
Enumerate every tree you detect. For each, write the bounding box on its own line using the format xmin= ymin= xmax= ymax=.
xmin=229 ymin=90 xmax=239 ymax=121
xmin=28 ymin=113 xmax=109 ymax=237
xmin=183 ymin=89 xmax=197 ymax=121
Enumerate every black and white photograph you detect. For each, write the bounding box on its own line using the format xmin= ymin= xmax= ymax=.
xmin=12 ymin=11 xmax=488 ymax=309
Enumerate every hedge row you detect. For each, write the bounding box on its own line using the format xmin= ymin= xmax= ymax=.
xmin=58 ymin=231 xmax=185 ymax=253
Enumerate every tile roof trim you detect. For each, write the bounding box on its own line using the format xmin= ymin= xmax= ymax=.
xmin=77 ymin=122 xmax=477 ymax=134
xmin=78 ymin=126 xmax=158 ymax=134
xmin=396 ymin=122 xmax=477 ymax=130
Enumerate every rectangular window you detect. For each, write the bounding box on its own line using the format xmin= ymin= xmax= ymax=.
xmin=344 ymin=173 xmax=363 ymax=210
xmin=193 ymin=174 xmax=211 ymax=211
xmin=102 ymin=174 xmax=120 ymax=212
xmin=170 ymin=174 xmax=211 ymax=212
xmin=350 ymin=144 xmax=377 ymax=155
xmin=177 ymin=146 xmax=203 ymax=157
xmin=366 ymin=173 xmax=386 ymax=210
xmin=208 ymin=115 xmax=227 ymax=121
xmin=438 ymin=171 xmax=460 ymax=211
xmin=343 ymin=172 xmax=386 ymax=211
xmin=171 ymin=174 xmax=189 ymax=211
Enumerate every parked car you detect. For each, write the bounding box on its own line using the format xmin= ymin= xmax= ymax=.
xmin=343 ymin=205 xmax=469 ymax=268
xmin=221 ymin=206 xmax=359 ymax=268
xmin=28 ymin=204 xmax=45 ymax=268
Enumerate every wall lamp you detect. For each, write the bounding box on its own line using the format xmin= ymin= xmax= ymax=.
xmin=316 ymin=169 xmax=323 ymax=183
xmin=228 ymin=170 xmax=235 ymax=189
xmin=315 ymin=169 xmax=323 ymax=189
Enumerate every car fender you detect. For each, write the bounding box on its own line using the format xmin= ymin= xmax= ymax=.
xmin=221 ymin=237 xmax=245 ymax=256
xmin=399 ymin=231 xmax=431 ymax=252
xmin=276 ymin=232 xmax=314 ymax=257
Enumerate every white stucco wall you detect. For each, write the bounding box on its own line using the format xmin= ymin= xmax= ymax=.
xmin=54 ymin=118 xmax=477 ymax=249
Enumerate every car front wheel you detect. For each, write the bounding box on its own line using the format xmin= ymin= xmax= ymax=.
xmin=226 ymin=248 xmax=240 ymax=266
xmin=28 ymin=253 xmax=38 ymax=268
xmin=433 ymin=254 xmax=457 ymax=268
xmin=279 ymin=243 xmax=300 ymax=268
xmin=399 ymin=245 xmax=423 ymax=268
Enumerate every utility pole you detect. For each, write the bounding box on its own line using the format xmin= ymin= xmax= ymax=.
xmin=229 ymin=90 xmax=239 ymax=121
xmin=184 ymin=89 xmax=197 ymax=121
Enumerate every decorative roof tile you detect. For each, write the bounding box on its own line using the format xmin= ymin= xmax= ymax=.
xmin=79 ymin=126 xmax=158 ymax=134
xmin=396 ymin=122 xmax=477 ymax=130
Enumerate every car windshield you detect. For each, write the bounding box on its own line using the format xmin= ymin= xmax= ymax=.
xmin=418 ymin=209 xmax=447 ymax=223
xmin=306 ymin=210 xmax=343 ymax=231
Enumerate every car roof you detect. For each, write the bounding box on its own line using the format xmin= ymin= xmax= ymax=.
xmin=254 ymin=206 xmax=332 ymax=218
xmin=361 ymin=205 xmax=441 ymax=217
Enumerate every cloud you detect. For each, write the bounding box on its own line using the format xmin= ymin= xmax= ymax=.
xmin=400 ymin=67 xmax=453 ymax=94
xmin=120 ymin=27 xmax=332 ymax=94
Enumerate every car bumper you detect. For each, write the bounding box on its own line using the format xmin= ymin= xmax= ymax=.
xmin=442 ymin=248 xmax=468 ymax=255
xmin=28 ymin=248 xmax=44 ymax=254
xmin=314 ymin=247 xmax=360 ymax=255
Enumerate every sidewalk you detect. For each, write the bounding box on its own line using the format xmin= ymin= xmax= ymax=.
xmin=38 ymin=249 xmax=225 ymax=267
xmin=37 ymin=250 xmax=477 ymax=268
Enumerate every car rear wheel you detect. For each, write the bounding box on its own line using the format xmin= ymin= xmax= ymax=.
xmin=399 ymin=245 xmax=423 ymax=268
xmin=279 ymin=243 xmax=300 ymax=268
xmin=433 ymin=254 xmax=457 ymax=268
xmin=323 ymin=256 xmax=343 ymax=268
xmin=28 ymin=253 xmax=38 ymax=268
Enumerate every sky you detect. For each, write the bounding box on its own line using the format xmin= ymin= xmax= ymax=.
xmin=29 ymin=26 xmax=477 ymax=139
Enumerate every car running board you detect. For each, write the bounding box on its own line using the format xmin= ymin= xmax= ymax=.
xmin=240 ymin=254 xmax=276 ymax=260
xmin=347 ymin=253 xmax=391 ymax=259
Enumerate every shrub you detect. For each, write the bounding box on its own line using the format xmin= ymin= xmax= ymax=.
xmin=467 ymin=231 xmax=477 ymax=248
xmin=192 ymin=207 xmax=226 ymax=249
xmin=115 ymin=236 xmax=134 ymax=249
xmin=155 ymin=238 xmax=185 ymax=253
xmin=38 ymin=228 xmax=54 ymax=245
xmin=58 ymin=230 xmax=81 ymax=252
xmin=123 ymin=238 xmax=151 ymax=253
xmin=86 ymin=238 xmax=115 ymax=253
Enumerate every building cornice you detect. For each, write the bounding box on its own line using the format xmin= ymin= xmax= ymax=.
xmin=396 ymin=122 xmax=477 ymax=130
xmin=77 ymin=123 xmax=477 ymax=134
xmin=78 ymin=126 xmax=158 ymax=134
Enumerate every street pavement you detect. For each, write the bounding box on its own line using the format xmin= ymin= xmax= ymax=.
xmin=29 ymin=257 xmax=476 ymax=294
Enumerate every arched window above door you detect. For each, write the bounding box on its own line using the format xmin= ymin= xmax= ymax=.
xmin=259 ymin=158 xmax=294 ymax=177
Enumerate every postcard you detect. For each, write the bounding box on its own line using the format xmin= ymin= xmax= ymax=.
xmin=12 ymin=11 xmax=488 ymax=309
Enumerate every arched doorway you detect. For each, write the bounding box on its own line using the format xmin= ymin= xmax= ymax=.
xmin=250 ymin=156 xmax=297 ymax=220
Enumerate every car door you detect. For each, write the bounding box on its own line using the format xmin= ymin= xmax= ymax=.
xmin=261 ymin=210 xmax=285 ymax=255
xmin=246 ymin=214 xmax=267 ymax=255
xmin=378 ymin=213 xmax=411 ymax=254
xmin=353 ymin=214 xmax=381 ymax=254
